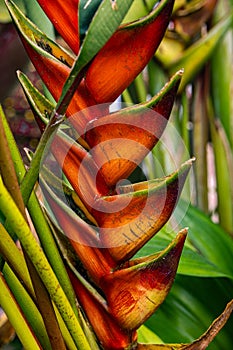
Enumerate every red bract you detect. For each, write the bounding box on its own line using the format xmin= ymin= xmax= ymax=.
xmin=37 ymin=0 xmax=80 ymax=53
xmin=86 ymin=0 xmax=175 ymax=102
xmin=68 ymin=269 xmax=138 ymax=350
xmin=100 ymin=229 xmax=187 ymax=330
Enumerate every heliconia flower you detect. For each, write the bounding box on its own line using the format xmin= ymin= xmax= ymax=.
xmin=94 ymin=159 xmax=193 ymax=262
xmin=36 ymin=0 xmax=80 ymax=54
xmin=84 ymin=70 xmax=183 ymax=187
xmin=67 ymin=268 xmax=138 ymax=350
xmin=100 ymin=229 xmax=187 ymax=331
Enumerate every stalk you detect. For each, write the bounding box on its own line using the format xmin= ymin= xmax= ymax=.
xmin=192 ymin=73 xmax=209 ymax=213
xmin=0 ymin=179 xmax=91 ymax=350
xmin=0 ymin=106 xmax=66 ymax=350
xmin=0 ymin=106 xmax=78 ymax=316
xmin=211 ymin=0 xmax=233 ymax=148
xmin=208 ymin=99 xmax=233 ymax=235
xmin=0 ymin=273 xmax=42 ymax=350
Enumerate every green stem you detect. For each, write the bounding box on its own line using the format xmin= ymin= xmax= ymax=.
xmin=134 ymin=72 xmax=148 ymax=102
xmin=3 ymin=265 xmax=52 ymax=350
xmin=0 ymin=106 xmax=78 ymax=316
xmin=0 ymin=106 xmax=68 ymax=350
xmin=0 ymin=273 xmax=43 ymax=350
xmin=0 ymin=225 xmax=78 ymax=350
xmin=208 ymin=99 xmax=233 ymax=235
xmin=0 ymin=178 xmax=91 ymax=350
xmin=180 ymin=92 xmax=190 ymax=153
xmin=20 ymin=112 xmax=64 ymax=205
xmin=0 ymin=106 xmax=66 ymax=350
xmin=192 ymin=74 xmax=209 ymax=213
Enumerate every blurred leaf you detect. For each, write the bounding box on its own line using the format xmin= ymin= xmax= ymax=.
xmin=137 ymin=298 xmax=233 ymax=349
xmin=137 ymin=199 xmax=233 ymax=279
xmin=145 ymin=276 xmax=233 ymax=349
xmin=178 ymin=201 xmax=233 ymax=277
xmin=211 ymin=0 xmax=233 ymax=146
xmin=79 ymin=0 xmax=102 ymax=37
xmin=138 ymin=325 xmax=163 ymax=344
xmin=0 ymin=0 xmax=24 ymax=22
xmin=168 ymin=10 xmax=233 ymax=91
xmin=137 ymin=235 xmax=233 ymax=279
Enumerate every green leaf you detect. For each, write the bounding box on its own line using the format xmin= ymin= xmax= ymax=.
xmin=138 ymin=325 xmax=164 ymax=344
xmin=22 ymin=0 xmax=55 ymax=101
xmin=0 ymin=0 xmax=24 ymax=22
xmin=145 ymin=276 xmax=233 ymax=349
xmin=178 ymin=201 xmax=233 ymax=278
xmin=79 ymin=0 xmax=102 ymax=37
xmin=137 ymin=200 xmax=233 ymax=279
xmin=22 ymin=0 xmax=54 ymax=39
xmin=137 ymin=235 xmax=232 ymax=279
xmin=168 ymin=10 xmax=233 ymax=92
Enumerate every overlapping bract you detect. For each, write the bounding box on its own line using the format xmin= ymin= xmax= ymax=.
xmin=7 ymin=0 xmax=195 ymax=348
